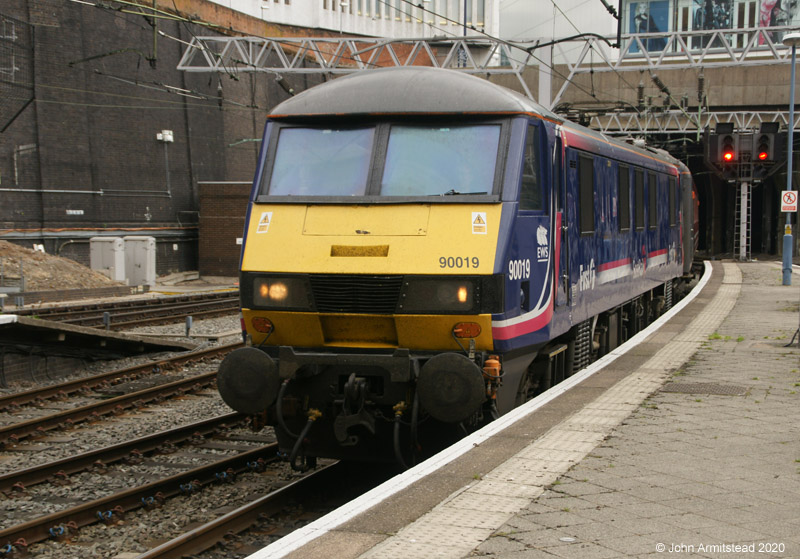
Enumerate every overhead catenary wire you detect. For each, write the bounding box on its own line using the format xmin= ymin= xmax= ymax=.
xmin=387 ymin=0 xmax=614 ymax=104
xmin=395 ymin=0 xmax=653 ymax=109
xmin=95 ymin=0 xmax=609 ymax=105
xmin=66 ymin=0 xmax=659 ymax=117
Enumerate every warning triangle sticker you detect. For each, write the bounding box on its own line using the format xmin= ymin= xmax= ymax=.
xmin=472 ymin=212 xmax=487 ymax=235
xmin=257 ymin=211 xmax=272 ymax=233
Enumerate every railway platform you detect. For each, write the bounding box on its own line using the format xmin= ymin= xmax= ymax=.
xmin=255 ymin=259 xmax=800 ymax=559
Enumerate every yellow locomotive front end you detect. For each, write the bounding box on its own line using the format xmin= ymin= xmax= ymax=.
xmin=240 ymin=203 xmax=500 ymax=352
xmin=225 ymin=199 xmax=507 ymax=466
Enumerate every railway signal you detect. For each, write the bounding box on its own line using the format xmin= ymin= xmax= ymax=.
xmin=720 ymin=134 xmax=737 ymax=163
xmin=753 ymin=124 xmax=784 ymax=180
xmin=704 ymin=126 xmax=786 ymax=182
xmin=756 ymin=133 xmax=773 ymax=161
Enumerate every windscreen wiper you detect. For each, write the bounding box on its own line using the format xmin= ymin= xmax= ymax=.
xmin=440 ymin=189 xmax=487 ymax=196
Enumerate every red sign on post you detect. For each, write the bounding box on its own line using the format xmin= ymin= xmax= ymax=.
xmin=782 ymin=191 xmax=798 ymax=212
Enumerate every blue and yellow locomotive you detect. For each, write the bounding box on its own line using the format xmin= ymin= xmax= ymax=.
xmin=217 ymin=67 xmax=697 ymax=468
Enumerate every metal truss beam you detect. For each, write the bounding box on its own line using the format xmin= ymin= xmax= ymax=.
xmin=590 ymin=110 xmax=800 ymax=138
xmin=176 ymin=28 xmax=798 ymax=136
xmin=552 ymin=25 xmax=799 ymax=134
xmin=177 ymin=36 xmax=536 ymax=99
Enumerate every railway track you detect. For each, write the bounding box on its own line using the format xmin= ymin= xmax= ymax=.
xmin=0 ymin=412 xmax=247 ymax=494
xmin=0 ymin=343 xmax=243 ymax=447
xmin=0 ymin=340 xmax=277 ymax=557
xmin=0 ymin=342 xmax=242 ymax=413
xmin=0 ymin=343 xmax=397 ymax=559
xmin=13 ymin=291 xmax=240 ymax=330
xmin=0 ymin=443 xmax=281 ymax=554
xmin=0 ymin=450 xmax=394 ymax=559
xmin=136 ymin=462 xmax=345 ymax=559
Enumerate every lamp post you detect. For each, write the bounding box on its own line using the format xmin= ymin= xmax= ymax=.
xmin=783 ymin=32 xmax=800 ymax=286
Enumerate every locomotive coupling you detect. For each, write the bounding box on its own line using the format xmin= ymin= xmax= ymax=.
xmin=217 ymin=347 xmax=280 ymax=414
xmin=417 ymin=353 xmax=486 ymax=423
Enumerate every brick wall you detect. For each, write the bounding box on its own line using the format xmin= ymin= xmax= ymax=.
xmin=198 ymin=182 xmax=251 ymax=277
xmin=0 ymin=0 xmax=308 ymax=274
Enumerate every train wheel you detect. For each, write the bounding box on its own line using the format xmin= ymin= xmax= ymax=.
xmin=515 ymin=368 xmax=537 ymax=407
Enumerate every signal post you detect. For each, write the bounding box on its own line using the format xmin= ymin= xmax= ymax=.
xmin=704 ymin=124 xmax=784 ymax=262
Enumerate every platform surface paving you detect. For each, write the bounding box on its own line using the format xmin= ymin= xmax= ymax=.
xmin=464 ymin=261 xmax=800 ymax=558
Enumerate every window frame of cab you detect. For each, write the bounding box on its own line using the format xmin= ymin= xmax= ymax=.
xmin=255 ymin=117 xmax=513 ymax=204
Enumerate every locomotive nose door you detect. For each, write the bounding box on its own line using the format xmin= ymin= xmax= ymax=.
xmin=513 ymin=123 xmax=552 ymax=317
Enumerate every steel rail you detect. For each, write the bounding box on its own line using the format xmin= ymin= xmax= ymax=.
xmin=14 ymin=292 xmax=238 ymax=321
xmin=0 ymin=370 xmax=219 ymax=446
xmin=135 ymin=462 xmax=343 ymax=559
xmin=58 ymin=298 xmax=240 ymax=328
xmin=0 ymin=444 xmax=279 ymax=548
xmin=0 ymin=341 xmax=242 ymax=412
xmin=91 ymin=303 xmax=240 ymax=330
xmin=0 ymin=412 xmax=246 ymax=493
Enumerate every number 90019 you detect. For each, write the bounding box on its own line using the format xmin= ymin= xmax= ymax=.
xmin=439 ymin=256 xmax=480 ymax=269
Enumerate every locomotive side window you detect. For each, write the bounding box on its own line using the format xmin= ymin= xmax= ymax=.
xmin=634 ymin=168 xmax=645 ymax=230
xmin=648 ymin=172 xmax=657 ymax=230
xmin=267 ymin=127 xmax=375 ymax=196
xmin=380 ymin=124 xmax=501 ymax=196
xmin=618 ymin=165 xmax=631 ymax=232
xmin=579 ymin=154 xmax=595 ymax=235
xmin=520 ymin=124 xmax=543 ymax=211
xmin=669 ymin=176 xmax=677 ymax=226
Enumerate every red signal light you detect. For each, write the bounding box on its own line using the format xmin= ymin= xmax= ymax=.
xmin=756 ymin=134 xmax=771 ymax=162
xmin=719 ymin=134 xmax=736 ymax=163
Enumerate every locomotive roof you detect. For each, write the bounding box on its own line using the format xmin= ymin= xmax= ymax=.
xmin=268 ymin=66 xmax=560 ymax=120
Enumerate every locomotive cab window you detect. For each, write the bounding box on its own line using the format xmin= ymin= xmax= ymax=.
xmin=519 ymin=124 xmax=543 ymax=211
xmin=578 ymin=154 xmax=595 ymax=235
xmin=380 ymin=124 xmax=501 ymax=196
xmin=261 ymin=121 xmax=504 ymax=199
xmin=267 ymin=127 xmax=374 ymax=196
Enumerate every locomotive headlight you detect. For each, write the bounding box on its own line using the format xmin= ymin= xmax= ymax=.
xmin=251 ymin=276 xmax=312 ymax=310
xmin=266 ymin=281 xmax=288 ymax=301
xmin=399 ymin=278 xmax=479 ymax=314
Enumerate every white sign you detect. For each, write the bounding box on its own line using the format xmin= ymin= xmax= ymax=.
xmin=471 ymin=212 xmax=487 ymax=235
xmin=256 ymin=212 xmax=272 ymax=233
xmin=782 ymin=190 xmax=797 ymax=212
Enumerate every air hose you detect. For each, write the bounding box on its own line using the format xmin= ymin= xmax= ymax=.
xmin=289 ymin=408 xmax=321 ymax=472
